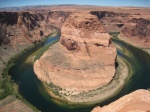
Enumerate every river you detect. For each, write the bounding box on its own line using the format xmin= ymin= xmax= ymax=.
xmin=9 ymin=31 xmax=150 ymax=112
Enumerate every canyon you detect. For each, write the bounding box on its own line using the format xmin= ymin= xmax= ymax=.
xmin=0 ymin=10 xmax=71 ymax=112
xmin=0 ymin=5 xmax=150 ymax=112
xmin=34 ymin=11 xmax=117 ymax=101
xmin=0 ymin=10 xmax=71 ymax=79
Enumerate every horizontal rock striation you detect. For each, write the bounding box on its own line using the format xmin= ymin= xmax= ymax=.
xmin=60 ymin=12 xmax=110 ymax=49
xmin=119 ymin=18 xmax=150 ymax=48
xmin=91 ymin=11 xmax=128 ymax=32
xmin=0 ymin=10 xmax=70 ymax=82
xmin=46 ymin=11 xmax=71 ymax=28
xmin=0 ymin=12 xmax=52 ymax=47
xmin=121 ymin=18 xmax=150 ymax=38
xmin=34 ymin=12 xmax=116 ymax=94
xmin=0 ymin=11 xmax=71 ymax=48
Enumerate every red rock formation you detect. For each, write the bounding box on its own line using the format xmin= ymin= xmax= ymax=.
xmin=119 ymin=18 xmax=150 ymax=48
xmin=34 ymin=12 xmax=116 ymax=94
xmin=91 ymin=11 xmax=127 ymax=32
xmin=121 ymin=18 xmax=150 ymax=38
xmin=60 ymin=12 xmax=110 ymax=50
xmin=0 ymin=12 xmax=52 ymax=48
xmin=0 ymin=11 xmax=71 ymax=48
xmin=0 ymin=11 xmax=70 ymax=83
xmin=92 ymin=89 xmax=150 ymax=112
xmin=46 ymin=11 xmax=71 ymax=28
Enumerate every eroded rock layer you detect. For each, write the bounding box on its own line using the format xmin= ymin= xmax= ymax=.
xmin=0 ymin=11 xmax=71 ymax=48
xmin=34 ymin=12 xmax=116 ymax=93
xmin=121 ymin=18 xmax=150 ymax=38
xmin=119 ymin=18 xmax=150 ymax=48
xmin=0 ymin=11 xmax=70 ymax=78
xmin=0 ymin=12 xmax=52 ymax=47
xmin=92 ymin=89 xmax=150 ymax=112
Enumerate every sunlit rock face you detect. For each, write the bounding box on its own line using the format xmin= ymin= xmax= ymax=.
xmin=60 ymin=12 xmax=110 ymax=49
xmin=92 ymin=89 xmax=150 ymax=112
xmin=34 ymin=12 xmax=116 ymax=92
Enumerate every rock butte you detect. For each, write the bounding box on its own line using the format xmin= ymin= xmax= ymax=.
xmin=92 ymin=89 xmax=150 ymax=112
xmin=34 ymin=12 xmax=116 ymax=93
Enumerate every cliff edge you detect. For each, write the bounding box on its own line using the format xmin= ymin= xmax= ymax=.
xmin=92 ymin=89 xmax=150 ymax=112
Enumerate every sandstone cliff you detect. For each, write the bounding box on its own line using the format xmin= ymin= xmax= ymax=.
xmin=121 ymin=18 xmax=150 ymax=38
xmin=0 ymin=10 xmax=71 ymax=112
xmin=0 ymin=11 xmax=71 ymax=77
xmin=0 ymin=11 xmax=52 ymax=48
xmin=34 ymin=12 xmax=116 ymax=98
xmin=46 ymin=11 xmax=71 ymax=28
xmin=0 ymin=11 xmax=71 ymax=48
xmin=119 ymin=18 xmax=150 ymax=48
xmin=91 ymin=11 xmax=127 ymax=32
xmin=92 ymin=89 xmax=150 ymax=112
xmin=0 ymin=11 xmax=54 ymax=80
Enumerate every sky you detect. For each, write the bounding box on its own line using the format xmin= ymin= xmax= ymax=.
xmin=0 ymin=0 xmax=150 ymax=8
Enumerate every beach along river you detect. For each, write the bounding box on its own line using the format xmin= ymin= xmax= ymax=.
xmin=9 ymin=31 xmax=150 ymax=112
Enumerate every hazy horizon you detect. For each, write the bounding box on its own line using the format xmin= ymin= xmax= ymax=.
xmin=0 ymin=0 xmax=150 ymax=8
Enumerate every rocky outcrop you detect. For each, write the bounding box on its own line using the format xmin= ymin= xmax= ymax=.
xmin=0 ymin=11 xmax=53 ymax=47
xmin=0 ymin=12 xmax=18 ymax=45
xmin=46 ymin=11 xmax=71 ymax=28
xmin=91 ymin=11 xmax=128 ymax=32
xmin=0 ymin=11 xmax=71 ymax=78
xmin=121 ymin=18 xmax=150 ymax=38
xmin=60 ymin=12 xmax=110 ymax=49
xmin=0 ymin=11 xmax=51 ymax=80
xmin=0 ymin=11 xmax=71 ymax=48
xmin=34 ymin=12 xmax=116 ymax=99
xmin=0 ymin=10 xmax=72 ymax=81
xmin=91 ymin=11 xmax=127 ymax=19
xmin=0 ymin=95 xmax=34 ymax=112
xmin=92 ymin=89 xmax=150 ymax=112
xmin=0 ymin=10 xmax=72 ymax=50
xmin=119 ymin=18 xmax=150 ymax=48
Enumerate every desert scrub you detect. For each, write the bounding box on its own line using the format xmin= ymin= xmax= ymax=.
xmin=47 ymin=83 xmax=63 ymax=97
